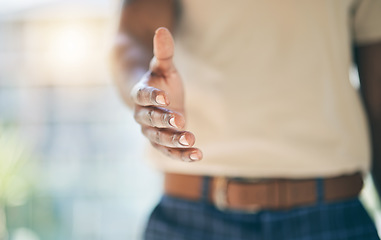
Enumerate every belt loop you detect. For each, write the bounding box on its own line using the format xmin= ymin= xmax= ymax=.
xmin=316 ymin=178 xmax=324 ymax=204
xmin=201 ymin=176 xmax=211 ymax=203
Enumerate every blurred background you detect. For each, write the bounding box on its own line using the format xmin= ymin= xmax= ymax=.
xmin=0 ymin=0 xmax=162 ymax=239
xmin=0 ymin=0 xmax=379 ymax=240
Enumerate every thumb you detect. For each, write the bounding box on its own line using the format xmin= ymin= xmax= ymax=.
xmin=152 ymin=27 xmax=175 ymax=73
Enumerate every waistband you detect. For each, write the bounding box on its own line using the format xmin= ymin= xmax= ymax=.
xmin=164 ymin=172 xmax=363 ymax=212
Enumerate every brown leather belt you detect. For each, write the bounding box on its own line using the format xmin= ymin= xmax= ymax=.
xmin=164 ymin=172 xmax=363 ymax=212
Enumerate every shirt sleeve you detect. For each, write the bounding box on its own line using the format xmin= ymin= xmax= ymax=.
xmin=352 ymin=0 xmax=381 ymax=45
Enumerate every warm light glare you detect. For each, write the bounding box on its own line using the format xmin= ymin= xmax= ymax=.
xmin=49 ymin=25 xmax=92 ymax=68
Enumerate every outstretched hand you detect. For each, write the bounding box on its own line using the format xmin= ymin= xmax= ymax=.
xmin=130 ymin=27 xmax=202 ymax=162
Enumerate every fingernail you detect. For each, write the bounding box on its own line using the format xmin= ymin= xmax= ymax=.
xmin=155 ymin=95 xmax=166 ymax=105
xmin=179 ymin=135 xmax=189 ymax=146
xmin=189 ymin=152 xmax=200 ymax=161
xmin=169 ymin=117 xmax=178 ymax=128
xmin=155 ymin=27 xmax=166 ymax=35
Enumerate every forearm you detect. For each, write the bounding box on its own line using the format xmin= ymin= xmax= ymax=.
xmin=355 ymin=42 xmax=381 ymax=198
xmin=111 ymin=0 xmax=177 ymax=107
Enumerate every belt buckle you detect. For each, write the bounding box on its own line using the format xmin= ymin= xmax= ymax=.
xmin=214 ymin=176 xmax=229 ymax=211
xmin=214 ymin=177 xmax=261 ymax=213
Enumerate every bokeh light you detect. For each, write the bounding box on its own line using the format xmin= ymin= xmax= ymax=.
xmin=48 ymin=24 xmax=92 ymax=69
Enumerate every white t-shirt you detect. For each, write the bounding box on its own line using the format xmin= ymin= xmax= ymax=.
xmin=147 ymin=0 xmax=381 ymax=178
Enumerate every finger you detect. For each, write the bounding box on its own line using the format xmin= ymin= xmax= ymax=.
xmin=131 ymin=83 xmax=169 ymax=106
xmin=151 ymin=142 xmax=203 ymax=162
xmin=142 ymin=127 xmax=195 ymax=148
xmin=152 ymin=27 xmax=175 ymax=74
xmin=134 ymin=106 xmax=185 ymax=129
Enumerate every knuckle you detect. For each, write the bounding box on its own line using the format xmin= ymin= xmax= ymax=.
xmin=155 ymin=129 xmax=161 ymax=143
xmin=171 ymin=133 xmax=178 ymax=146
xmin=137 ymin=87 xmax=143 ymax=95
xmin=161 ymin=113 xmax=170 ymax=126
xmin=134 ymin=85 xmax=155 ymax=106
xmin=147 ymin=109 xmax=154 ymax=126
xmin=180 ymin=150 xmax=190 ymax=162
xmin=135 ymin=87 xmax=144 ymax=101
xmin=148 ymin=88 xmax=155 ymax=104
